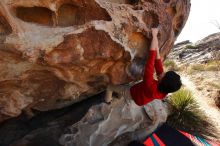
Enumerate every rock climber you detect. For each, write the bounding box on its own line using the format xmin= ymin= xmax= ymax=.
xmin=105 ymin=27 xmax=182 ymax=105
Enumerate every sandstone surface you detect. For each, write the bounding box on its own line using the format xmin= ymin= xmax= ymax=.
xmin=0 ymin=0 xmax=190 ymax=121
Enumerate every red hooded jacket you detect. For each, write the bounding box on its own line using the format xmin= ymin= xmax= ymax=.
xmin=130 ymin=50 xmax=167 ymax=106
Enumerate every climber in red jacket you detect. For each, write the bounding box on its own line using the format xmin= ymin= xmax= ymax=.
xmin=105 ymin=28 xmax=182 ymax=106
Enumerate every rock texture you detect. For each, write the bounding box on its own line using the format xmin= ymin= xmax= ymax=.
xmin=0 ymin=95 xmax=171 ymax=146
xmin=59 ymin=98 xmax=171 ymax=146
xmin=0 ymin=93 xmax=103 ymax=146
xmin=0 ymin=0 xmax=190 ymax=121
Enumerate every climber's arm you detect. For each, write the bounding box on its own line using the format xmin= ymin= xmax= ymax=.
xmin=156 ymin=48 xmax=161 ymax=59
xmin=150 ymin=28 xmax=159 ymax=51
xmin=143 ymin=28 xmax=158 ymax=87
xmin=155 ymin=48 xmax=164 ymax=77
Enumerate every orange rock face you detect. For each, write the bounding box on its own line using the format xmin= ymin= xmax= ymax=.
xmin=0 ymin=0 xmax=190 ymax=121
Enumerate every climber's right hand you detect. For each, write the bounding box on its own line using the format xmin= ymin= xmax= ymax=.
xmin=151 ymin=28 xmax=159 ymax=38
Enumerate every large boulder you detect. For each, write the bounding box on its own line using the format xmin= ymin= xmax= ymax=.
xmin=0 ymin=0 xmax=190 ymax=121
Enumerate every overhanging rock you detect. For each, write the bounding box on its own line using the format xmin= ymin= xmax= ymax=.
xmin=0 ymin=0 xmax=190 ymax=121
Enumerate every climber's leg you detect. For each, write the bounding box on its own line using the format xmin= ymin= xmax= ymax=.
xmin=104 ymin=84 xmax=131 ymax=103
xmin=105 ymin=86 xmax=113 ymax=103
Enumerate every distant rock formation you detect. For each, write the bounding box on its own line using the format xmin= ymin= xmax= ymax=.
xmin=0 ymin=0 xmax=190 ymax=121
xmin=169 ymin=32 xmax=220 ymax=64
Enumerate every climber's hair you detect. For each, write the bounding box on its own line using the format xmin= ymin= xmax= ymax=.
xmin=158 ymin=71 xmax=182 ymax=93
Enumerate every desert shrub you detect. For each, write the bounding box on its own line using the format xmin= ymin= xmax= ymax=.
xmin=186 ymin=64 xmax=204 ymax=74
xmin=184 ymin=44 xmax=197 ymax=49
xmin=189 ymin=61 xmax=220 ymax=72
xmin=190 ymin=64 xmax=206 ymax=71
xmin=205 ymin=60 xmax=220 ymax=71
xmin=167 ymin=89 xmax=219 ymax=140
xmin=205 ymin=65 xmax=219 ymax=71
xmin=214 ymin=91 xmax=220 ymax=109
xmin=164 ymin=59 xmax=179 ymax=71
xmin=207 ymin=82 xmax=220 ymax=89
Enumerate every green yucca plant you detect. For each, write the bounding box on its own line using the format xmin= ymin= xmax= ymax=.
xmin=167 ymin=89 xmax=219 ymax=141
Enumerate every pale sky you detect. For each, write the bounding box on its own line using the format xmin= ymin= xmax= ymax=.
xmin=176 ymin=0 xmax=220 ymax=43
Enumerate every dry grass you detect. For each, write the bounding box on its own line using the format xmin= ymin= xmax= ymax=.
xmin=187 ymin=61 xmax=220 ymax=74
xmin=164 ymin=59 xmax=180 ymax=71
xmin=206 ymin=60 xmax=220 ymax=71
xmin=207 ymin=82 xmax=220 ymax=89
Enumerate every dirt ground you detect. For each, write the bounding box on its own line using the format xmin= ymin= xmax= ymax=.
xmin=180 ymin=71 xmax=220 ymax=136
